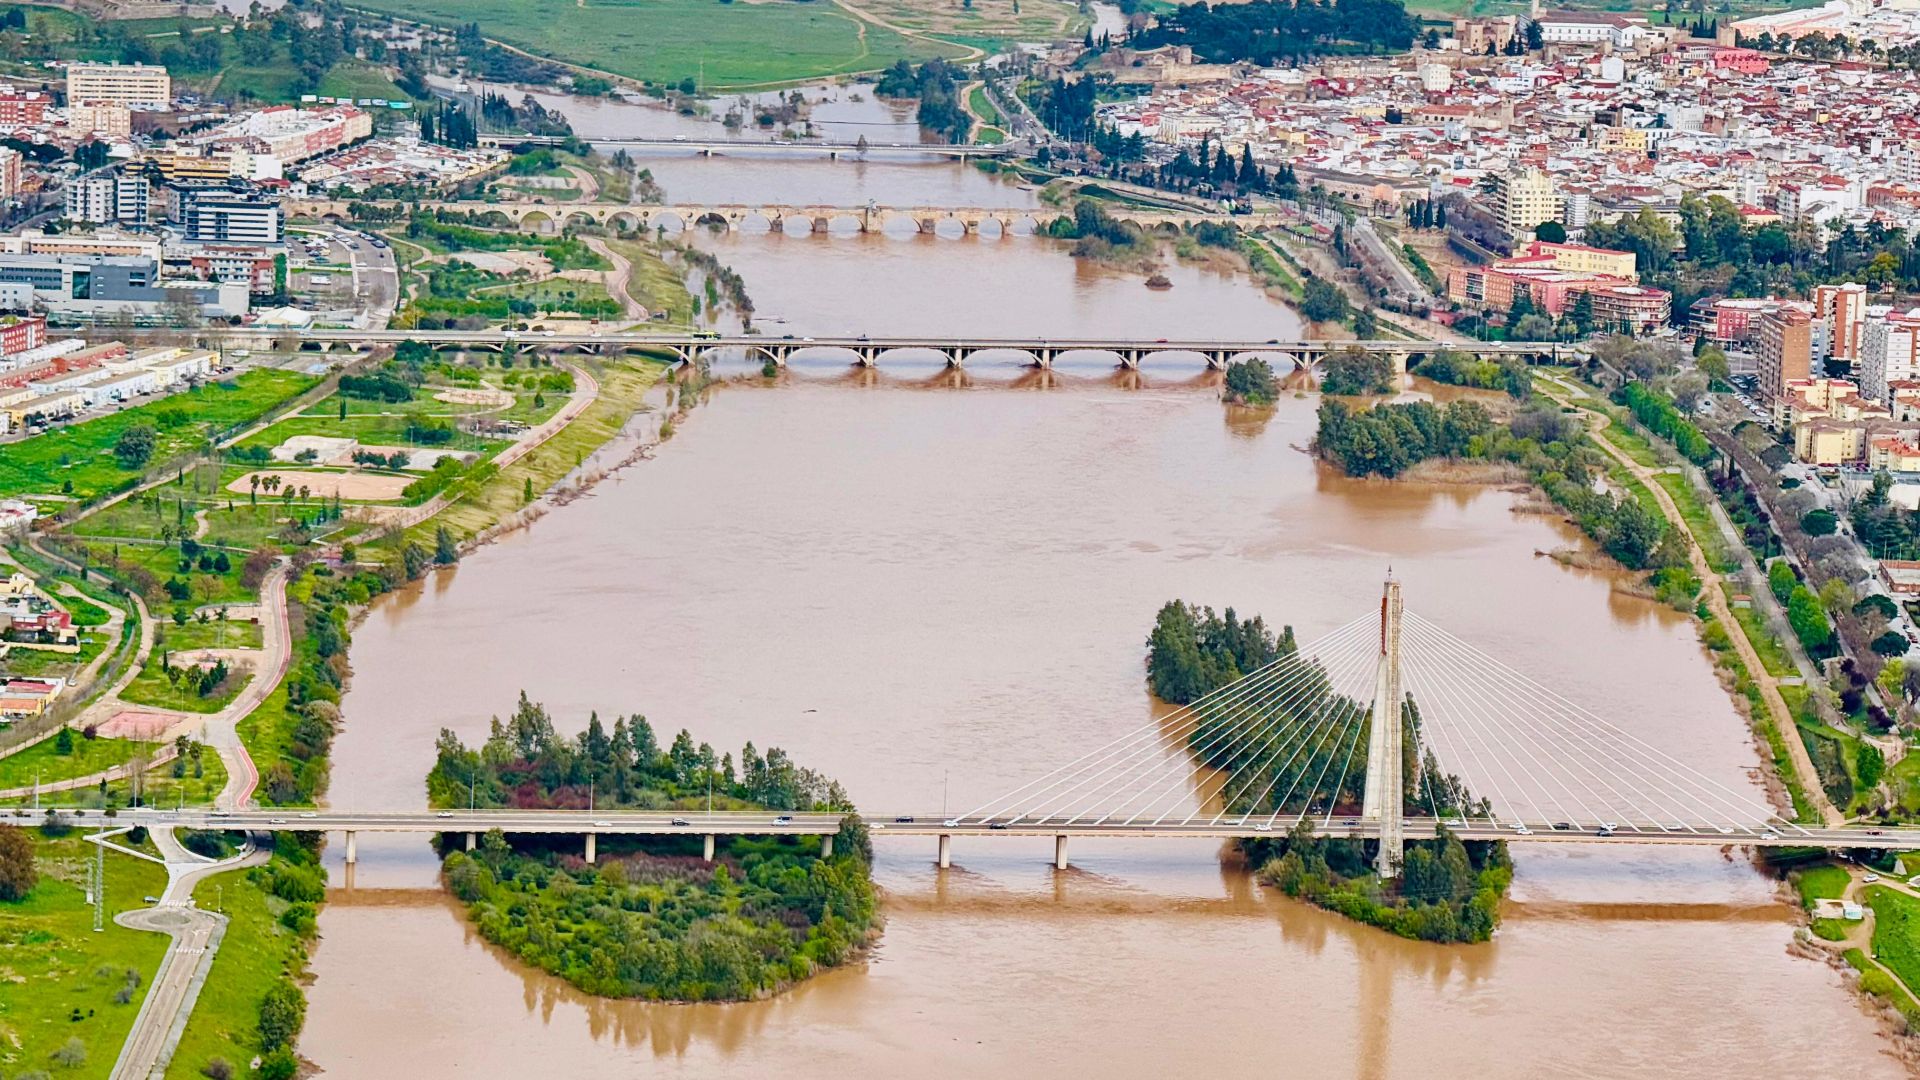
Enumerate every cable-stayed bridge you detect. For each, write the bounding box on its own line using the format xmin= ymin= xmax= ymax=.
xmin=46 ymin=579 xmax=1919 ymax=870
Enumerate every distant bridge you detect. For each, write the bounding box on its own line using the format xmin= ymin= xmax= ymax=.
xmin=227 ymin=328 xmax=1581 ymax=372
xmin=288 ymin=199 xmax=1269 ymax=236
xmin=473 ymin=133 xmax=1017 ymax=159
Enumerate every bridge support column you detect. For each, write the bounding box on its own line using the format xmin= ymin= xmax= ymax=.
xmin=585 ymin=833 xmax=597 ymax=864
xmin=702 ymin=834 xmax=715 ymax=863
xmin=466 ymin=832 xmax=476 ymax=851
xmin=937 ymin=833 xmax=951 ymax=869
xmin=1054 ymin=834 xmax=1068 ymax=870
xmin=344 ymin=831 xmax=357 ymax=865
xmin=1361 ymin=577 xmax=1406 ymax=879
xmin=821 ymin=834 xmax=834 ymax=859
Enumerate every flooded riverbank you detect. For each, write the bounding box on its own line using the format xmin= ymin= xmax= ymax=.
xmin=297 ymin=218 xmax=1904 ymax=1078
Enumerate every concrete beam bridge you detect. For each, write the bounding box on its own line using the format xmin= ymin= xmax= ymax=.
xmin=287 ymin=199 xmax=1283 ymax=238
xmin=474 ymin=133 xmax=1019 ymax=160
xmin=231 ymin=328 xmax=1579 ymax=374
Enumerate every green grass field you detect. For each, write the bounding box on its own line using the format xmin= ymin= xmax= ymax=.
xmin=0 ymin=371 xmax=316 ymax=504
xmin=120 ymin=659 xmax=252 ymax=715
xmin=154 ymin=618 xmax=265 ymax=653
xmin=1724 ymin=589 xmax=1794 ymax=677
xmin=1868 ymin=886 xmax=1920 ymax=994
xmin=165 ymin=856 xmax=313 ymax=1080
xmin=0 ymin=734 xmax=142 ymax=791
xmin=9 ymin=750 xmax=229 ymax=810
xmin=1795 ymin=863 xmax=1851 ymax=908
xmin=345 ymin=0 xmax=965 ymax=88
xmin=0 ymin=831 xmax=171 ymax=1077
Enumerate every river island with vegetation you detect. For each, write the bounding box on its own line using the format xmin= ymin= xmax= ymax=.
xmin=427 ymin=695 xmax=876 ymax=1001
xmin=1144 ymin=601 xmax=1510 ymax=943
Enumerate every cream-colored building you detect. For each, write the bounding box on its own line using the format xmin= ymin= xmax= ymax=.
xmin=65 ymin=100 xmax=131 ymax=137
xmin=1495 ymin=166 xmax=1562 ymax=240
xmin=66 ymin=63 xmax=171 ymax=108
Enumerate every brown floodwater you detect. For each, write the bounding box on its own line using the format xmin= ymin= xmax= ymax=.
xmin=301 ymin=238 xmax=1903 ymax=1077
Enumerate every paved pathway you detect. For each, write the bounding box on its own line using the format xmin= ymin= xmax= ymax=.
xmin=107 ymin=836 xmax=268 ymax=1080
xmin=1539 ymin=376 xmax=1841 ymax=826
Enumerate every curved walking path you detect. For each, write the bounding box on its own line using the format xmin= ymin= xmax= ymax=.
xmin=583 ymin=237 xmax=648 ymax=320
xmin=1538 ymin=376 xmax=1842 ymax=826
xmin=108 ymin=837 xmax=269 ymax=1080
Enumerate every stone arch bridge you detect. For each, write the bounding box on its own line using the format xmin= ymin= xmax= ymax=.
xmin=288 ymin=200 xmax=1284 ymax=237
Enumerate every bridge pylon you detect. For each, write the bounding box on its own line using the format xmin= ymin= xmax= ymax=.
xmin=1360 ymin=576 xmax=1405 ymax=879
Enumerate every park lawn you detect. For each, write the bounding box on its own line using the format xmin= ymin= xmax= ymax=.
xmin=84 ymin=541 xmax=257 ymax=607
xmin=119 ymin=660 xmax=252 ymax=715
xmin=164 ymin=858 xmax=311 ymax=1080
xmin=14 ymin=750 xmax=231 ymax=811
xmin=300 ymin=388 xmax=498 ymax=418
xmin=347 ymin=0 xmax=963 ymax=88
xmin=1844 ymin=946 xmax=1920 ymax=1025
xmin=968 ymin=84 xmax=1004 ymax=127
xmin=493 ymin=277 xmax=620 ymax=313
xmin=1652 ymin=472 xmax=1738 ymax=574
xmin=0 ymin=734 xmax=141 ymax=790
xmin=235 ymin=679 xmax=304 ymax=804
xmin=235 ymin=408 xmax=508 ymax=457
xmin=396 ymin=358 xmax=663 ymax=544
xmin=1 ymin=621 xmax=113 ymax=680
xmin=853 ymin=0 xmax=1084 ymax=38
xmin=603 ymin=239 xmax=696 ymax=324
xmin=1888 ymin=752 xmax=1920 ymax=816
xmin=316 ymin=59 xmax=410 ymax=102
xmin=1723 ymin=588 xmax=1793 ymax=677
xmin=155 ymin=618 xmax=264 ymax=653
xmin=1795 ymin=863 xmax=1852 ymax=908
xmin=975 ymin=126 xmax=1008 ymax=145
xmin=0 ymin=371 xmax=316 ymax=504
xmin=1867 ymin=885 xmax=1920 ymax=994
xmin=0 ymin=832 xmax=171 ymax=1077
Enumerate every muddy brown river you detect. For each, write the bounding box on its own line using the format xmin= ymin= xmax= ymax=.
xmin=301 ymin=229 xmax=1900 ymax=1077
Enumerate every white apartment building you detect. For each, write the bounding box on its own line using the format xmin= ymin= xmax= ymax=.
xmin=62 ymin=175 xmax=115 ymax=224
xmin=1862 ymin=308 xmax=1920 ymax=404
xmin=65 ymin=63 xmax=171 ymax=108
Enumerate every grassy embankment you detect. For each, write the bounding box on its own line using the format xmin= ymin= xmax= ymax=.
xmin=163 ymin=845 xmax=319 ymax=1080
xmin=1540 ymin=373 xmax=1815 ymax=821
xmin=345 ymin=0 xmax=965 ymax=88
xmin=0 ymin=831 xmax=171 ymax=1076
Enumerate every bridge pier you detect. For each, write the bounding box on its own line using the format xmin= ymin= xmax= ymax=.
xmin=1206 ymin=351 xmax=1229 ymax=371
xmin=1033 ymin=349 xmax=1054 ymax=369
xmin=702 ymin=834 xmax=715 ymax=863
xmin=1054 ymin=834 xmax=1068 ymax=870
xmin=344 ymin=831 xmax=357 ymax=865
xmin=585 ymin=832 xmax=597 ymax=864
xmin=466 ymin=832 xmax=475 ymax=851
xmin=821 ymin=834 xmax=834 ymax=859
xmin=1361 ymin=578 xmax=1406 ymax=879
xmin=1118 ymin=350 xmax=1140 ymax=371
xmin=937 ymin=833 xmax=951 ymax=868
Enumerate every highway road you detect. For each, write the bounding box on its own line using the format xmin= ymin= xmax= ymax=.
xmin=87 ymin=807 xmax=844 ymax=836
xmin=35 ymin=807 xmax=1919 ymax=849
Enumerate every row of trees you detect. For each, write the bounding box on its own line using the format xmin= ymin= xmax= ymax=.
xmin=1411 ymin=351 xmax=1532 ymax=399
xmin=1135 ymin=0 xmax=1418 ymax=63
xmin=427 ymin=693 xmax=855 ymax=814
xmin=874 ymin=60 xmax=971 ymax=142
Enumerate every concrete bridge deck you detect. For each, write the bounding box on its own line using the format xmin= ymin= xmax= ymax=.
xmin=475 ymin=133 xmax=1017 ymax=159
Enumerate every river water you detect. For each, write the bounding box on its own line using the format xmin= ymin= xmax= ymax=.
xmin=298 ymin=172 xmax=1902 ymax=1076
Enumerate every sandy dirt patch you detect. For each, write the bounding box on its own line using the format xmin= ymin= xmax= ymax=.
xmin=454 ymin=250 xmax=553 ymax=276
xmin=434 ymin=386 xmax=514 ymax=408
xmin=224 ymin=470 xmax=414 ymax=501
xmin=94 ymin=710 xmax=180 ymax=738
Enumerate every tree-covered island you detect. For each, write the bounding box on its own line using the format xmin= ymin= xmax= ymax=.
xmin=428 ymin=694 xmax=876 ymax=1001
xmin=1146 ymin=602 xmax=1511 ymax=943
